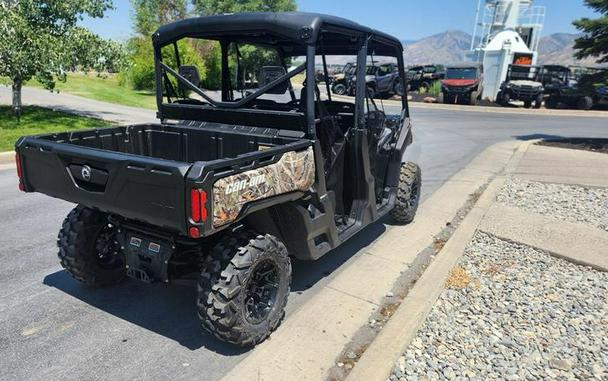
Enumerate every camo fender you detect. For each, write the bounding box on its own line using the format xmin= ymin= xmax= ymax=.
xmin=212 ymin=147 xmax=315 ymax=227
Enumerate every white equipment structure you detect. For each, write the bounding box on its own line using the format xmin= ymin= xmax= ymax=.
xmin=467 ymin=0 xmax=545 ymax=100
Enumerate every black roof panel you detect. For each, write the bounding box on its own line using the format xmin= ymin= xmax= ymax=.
xmin=153 ymin=12 xmax=403 ymax=56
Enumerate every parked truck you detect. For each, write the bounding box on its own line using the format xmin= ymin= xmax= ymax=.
xmin=15 ymin=12 xmax=420 ymax=347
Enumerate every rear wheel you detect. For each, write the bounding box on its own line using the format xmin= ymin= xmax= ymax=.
xmin=390 ymin=162 xmax=422 ymax=224
xmin=57 ymin=206 xmax=126 ymax=287
xmin=197 ymin=230 xmax=291 ymax=346
xmin=419 ymin=82 xmax=430 ymax=94
xmin=577 ymin=96 xmax=593 ymax=110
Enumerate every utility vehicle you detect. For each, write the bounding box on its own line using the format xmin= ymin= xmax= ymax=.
xmin=405 ymin=65 xmax=445 ymax=93
xmin=15 ymin=12 xmax=420 ymax=347
xmin=496 ymin=65 xmax=544 ymax=108
xmin=545 ymin=68 xmax=608 ymax=110
xmin=440 ymin=63 xmax=483 ymax=105
xmin=347 ymin=63 xmax=402 ymax=98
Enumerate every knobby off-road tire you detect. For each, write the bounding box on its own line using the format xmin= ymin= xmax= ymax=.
xmin=57 ymin=206 xmax=126 ymax=287
xmin=197 ymin=230 xmax=292 ymax=346
xmin=390 ymin=162 xmax=422 ymax=224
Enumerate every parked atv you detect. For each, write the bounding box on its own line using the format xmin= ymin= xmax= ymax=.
xmin=15 ymin=12 xmax=419 ymax=347
xmin=439 ymin=63 xmax=483 ymax=105
xmin=405 ymin=64 xmax=445 ymax=93
xmin=496 ymin=65 xmax=544 ymax=108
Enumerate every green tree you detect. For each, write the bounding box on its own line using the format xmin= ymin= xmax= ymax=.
xmin=0 ymin=0 xmax=123 ymax=115
xmin=124 ymin=0 xmax=192 ymax=90
xmin=192 ymin=0 xmax=296 ymax=15
xmin=573 ymin=0 xmax=608 ymax=63
xmin=191 ymin=0 xmax=297 ymax=90
xmin=132 ymin=0 xmax=188 ymax=36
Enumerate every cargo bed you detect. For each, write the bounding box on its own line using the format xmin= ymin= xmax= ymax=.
xmin=16 ymin=122 xmax=311 ymax=235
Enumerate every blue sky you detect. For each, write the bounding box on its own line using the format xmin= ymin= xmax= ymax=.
xmin=82 ymin=0 xmax=599 ymax=42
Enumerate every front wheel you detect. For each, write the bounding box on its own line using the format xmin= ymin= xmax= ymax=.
xmin=57 ymin=206 xmax=126 ymax=287
xmin=332 ymin=83 xmax=347 ymax=95
xmin=393 ymin=81 xmax=404 ymax=96
xmin=197 ymin=231 xmax=291 ymax=346
xmin=390 ymin=162 xmax=422 ymax=224
xmin=469 ymin=91 xmax=479 ymax=106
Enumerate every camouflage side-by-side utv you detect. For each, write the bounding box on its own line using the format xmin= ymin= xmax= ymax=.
xmin=15 ymin=12 xmax=420 ymax=346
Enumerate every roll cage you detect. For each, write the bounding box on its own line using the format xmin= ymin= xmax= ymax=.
xmin=152 ymin=12 xmax=408 ymax=138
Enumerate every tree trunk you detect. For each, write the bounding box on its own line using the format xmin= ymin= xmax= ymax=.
xmin=12 ymin=77 xmax=22 ymax=118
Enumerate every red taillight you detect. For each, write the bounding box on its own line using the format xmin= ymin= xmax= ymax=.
xmin=189 ymin=188 xmax=208 ymax=224
xmin=190 ymin=189 xmax=201 ymax=222
xmin=15 ymin=152 xmax=24 ymax=191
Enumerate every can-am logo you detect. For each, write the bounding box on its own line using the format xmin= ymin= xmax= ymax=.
xmin=224 ymin=174 xmax=266 ymax=194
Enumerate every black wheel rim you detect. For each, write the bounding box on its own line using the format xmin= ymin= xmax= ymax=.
xmin=95 ymin=225 xmax=124 ymax=270
xmin=244 ymin=259 xmax=280 ymax=324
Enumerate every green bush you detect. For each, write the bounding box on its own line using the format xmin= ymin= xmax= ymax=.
xmin=121 ymin=37 xmax=207 ymax=91
xmin=428 ymin=80 xmax=442 ymax=97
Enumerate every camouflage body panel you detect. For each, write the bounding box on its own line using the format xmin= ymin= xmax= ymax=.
xmin=212 ymin=147 xmax=315 ymax=227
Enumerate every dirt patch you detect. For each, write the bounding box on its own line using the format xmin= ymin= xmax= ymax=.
xmin=445 ymin=266 xmax=473 ymax=289
xmin=537 ymin=138 xmax=608 ymax=155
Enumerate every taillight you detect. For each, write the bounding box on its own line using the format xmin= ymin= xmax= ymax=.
xmin=15 ymin=152 xmax=24 ymax=191
xmin=189 ymin=188 xmax=208 ymax=228
xmin=190 ymin=189 xmax=200 ymax=221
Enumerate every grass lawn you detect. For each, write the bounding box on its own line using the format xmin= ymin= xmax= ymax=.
xmin=25 ymin=73 xmax=157 ymax=110
xmin=0 ymin=105 xmax=113 ymax=152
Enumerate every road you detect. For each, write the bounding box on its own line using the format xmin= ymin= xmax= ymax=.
xmin=1 ymin=90 xmax=608 ymax=380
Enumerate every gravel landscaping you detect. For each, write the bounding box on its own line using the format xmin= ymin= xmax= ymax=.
xmin=390 ymin=232 xmax=608 ymax=380
xmin=496 ymin=177 xmax=608 ymax=231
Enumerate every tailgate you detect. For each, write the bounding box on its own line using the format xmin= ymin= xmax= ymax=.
xmin=16 ymin=137 xmax=191 ymax=233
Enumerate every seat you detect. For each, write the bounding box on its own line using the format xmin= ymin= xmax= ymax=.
xmin=300 ymin=86 xmax=347 ymax=215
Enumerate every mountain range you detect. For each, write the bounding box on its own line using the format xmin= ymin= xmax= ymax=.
xmin=402 ymin=30 xmax=602 ymax=67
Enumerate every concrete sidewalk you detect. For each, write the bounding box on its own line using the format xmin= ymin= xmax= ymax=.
xmin=479 ymin=143 xmax=608 ymax=271
xmin=348 ymin=141 xmax=608 ymax=380
xmin=0 ymin=85 xmax=156 ymax=125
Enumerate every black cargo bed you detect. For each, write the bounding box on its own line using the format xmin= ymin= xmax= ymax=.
xmin=16 ymin=122 xmax=309 ymax=234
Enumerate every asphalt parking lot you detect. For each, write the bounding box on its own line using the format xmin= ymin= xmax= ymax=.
xmin=1 ymin=101 xmax=608 ymax=380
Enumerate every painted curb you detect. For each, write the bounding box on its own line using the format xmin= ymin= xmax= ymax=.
xmin=346 ymin=139 xmax=536 ymax=381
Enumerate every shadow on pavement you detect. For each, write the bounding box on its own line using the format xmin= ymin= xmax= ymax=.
xmin=43 ymin=270 xmax=248 ymax=355
xmin=42 ymin=217 xmax=388 ymax=353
